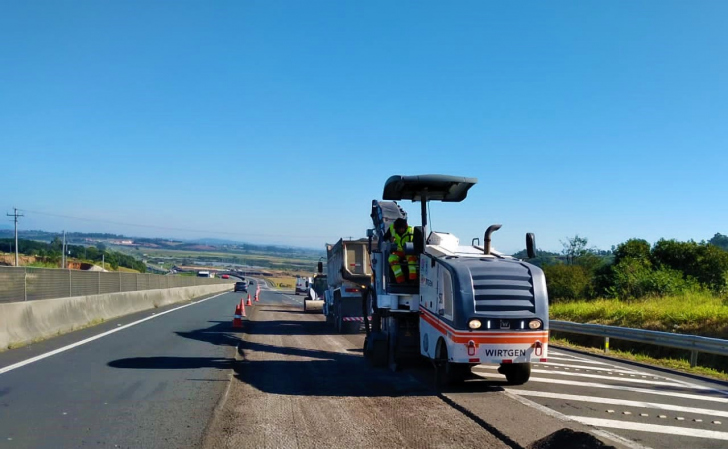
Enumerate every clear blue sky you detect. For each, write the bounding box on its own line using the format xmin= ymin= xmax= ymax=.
xmin=3 ymin=1 xmax=727 ymax=252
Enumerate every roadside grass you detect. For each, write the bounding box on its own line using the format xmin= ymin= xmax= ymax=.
xmin=117 ymin=266 xmax=140 ymax=273
xmin=26 ymin=261 xmax=59 ymax=269
xmin=550 ymin=292 xmax=728 ymax=338
xmin=266 ymin=275 xmax=296 ymax=289
xmin=550 ymin=336 xmax=728 ymax=382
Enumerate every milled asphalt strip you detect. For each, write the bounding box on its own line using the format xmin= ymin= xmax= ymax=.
xmin=0 ymin=291 xmax=230 ymax=375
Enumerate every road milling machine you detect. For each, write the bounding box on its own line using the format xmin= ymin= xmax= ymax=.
xmin=363 ymin=175 xmax=549 ymax=385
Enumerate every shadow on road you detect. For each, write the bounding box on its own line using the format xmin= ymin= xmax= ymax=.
xmin=107 ymin=305 xmax=508 ymax=399
xmin=108 ymin=357 xmax=234 ymax=370
xmin=239 ymin=318 xmax=341 ymax=337
xmin=174 ymin=320 xmax=241 ymax=347
xmin=231 ymin=306 xmax=507 ymax=398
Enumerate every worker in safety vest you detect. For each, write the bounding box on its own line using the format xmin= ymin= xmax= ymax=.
xmin=384 ymin=218 xmax=418 ymax=283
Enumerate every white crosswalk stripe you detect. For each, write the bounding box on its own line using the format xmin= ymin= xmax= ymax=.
xmin=545 ymin=355 xmax=610 ymax=365
xmin=569 ymin=417 xmax=728 ymax=441
xmin=492 ymin=348 xmax=728 ymax=446
xmin=508 ymin=390 xmax=728 ymax=418
xmin=523 ymin=376 xmax=728 ymax=404
xmin=474 ymin=365 xmax=694 ymax=389
xmin=536 ymin=361 xmax=654 ymax=376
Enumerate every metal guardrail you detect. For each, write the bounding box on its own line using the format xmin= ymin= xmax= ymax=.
xmin=0 ymin=266 xmax=232 ymax=303
xmin=550 ymin=320 xmax=728 ymax=367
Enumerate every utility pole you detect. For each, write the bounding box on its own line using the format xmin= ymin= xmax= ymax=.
xmin=6 ymin=208 xmax=23 ymax=267
xmin=62 ymin=230 xmax=67 ymax=269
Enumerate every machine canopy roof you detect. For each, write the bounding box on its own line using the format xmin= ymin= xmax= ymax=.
xmin=382 ymin=175 xmax=478 ymax=202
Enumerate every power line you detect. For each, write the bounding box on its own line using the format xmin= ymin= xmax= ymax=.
xmin=6 ymin=208 xmax=24 ymax=267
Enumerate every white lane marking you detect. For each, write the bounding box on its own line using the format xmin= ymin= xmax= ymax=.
xmin=569 ymin=416 xmax=728 ymax=441
xmin=475 ymin=366 xmax=689 ymax=389
xmin=660 ymin=376 xmax=728 ymax=400
xmin=540 ymin=361 xmax=652 ymax=376
xmin=553 ymin=349 xmax=728 ymax=397
xmin=507 ymin=390 xmax=728 ymax=419
xmin=0 ymin=291 xmax=231 ymax=375
xmin=546 ymin=356 xmax=610 ymax=365
xmin=503 ymin=391 xmax=651 ymax=449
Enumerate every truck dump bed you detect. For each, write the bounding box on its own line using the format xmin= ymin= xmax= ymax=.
xmin=326 ymin=238 xmax=372 ymax=287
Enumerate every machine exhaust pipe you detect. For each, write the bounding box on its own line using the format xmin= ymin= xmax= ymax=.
xmin=484 ymin=224 xmax=502 ymax=255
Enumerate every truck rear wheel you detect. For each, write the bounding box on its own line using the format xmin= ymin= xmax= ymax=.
xmin=325 ymin=303 xmax=334 ymax=325
xmin=335 ymin=301 xmax=343 ymax=333
xmin=500 ymin=363 xmax=531 ymax=385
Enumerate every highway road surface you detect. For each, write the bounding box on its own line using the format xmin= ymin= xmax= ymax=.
xmin=0 ymin=289 xmax=245 ymax=448
xmin=2 ymin=281 xmax=728 ymax=448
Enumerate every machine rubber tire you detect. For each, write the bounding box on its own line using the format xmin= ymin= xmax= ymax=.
xmin=370 ymin=335 xmax=388 ymax=368
xmin=501 ymin=363 xmax=531 ymax=385
xmin=363 ymin=336 xmax=371 ymax=360
xmin=435 ymin=340 xmax=468 ymax=387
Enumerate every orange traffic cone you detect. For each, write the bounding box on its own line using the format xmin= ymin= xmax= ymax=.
xmin=254 ymin=292 xmax=259 ymax=302
xmin=246 ymin=294 xmax=253 ymax=306
xmin=232 ymin=301 xmax=243 ymax=328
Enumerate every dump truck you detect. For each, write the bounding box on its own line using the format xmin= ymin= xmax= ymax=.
xmin=363 ymin=174 xmax=549 ymax=386
xmin=323 ymin=238 xmax=372 ymax=333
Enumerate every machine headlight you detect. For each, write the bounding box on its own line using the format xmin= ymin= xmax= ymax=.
xmin=528 ymin=319 xmax=542 ymax=330
xmin=468 ymin=319 xmax=482 ymax=330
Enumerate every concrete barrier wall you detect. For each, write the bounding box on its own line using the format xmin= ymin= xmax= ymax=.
xmin=0 ymin=283 xmax=232 ymax=350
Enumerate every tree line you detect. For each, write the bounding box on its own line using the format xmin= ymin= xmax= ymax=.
xmin=0 ymin=238 xmax=146 ymax=273
xmin=528 ymin=233 xmax=728 ymax=302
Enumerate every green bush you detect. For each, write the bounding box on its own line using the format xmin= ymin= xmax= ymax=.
xmin=543 ymin=264 xmax=592 ymax=302
xmin=606 ymin=258 xmax=698 ymax=299
xmin=651 ymin=239 xmax=728 ymax=293
xmin=606 ymin=258 xmax=652 ymax=299
xmin=613 ymin=239 xmax=651 ymax=265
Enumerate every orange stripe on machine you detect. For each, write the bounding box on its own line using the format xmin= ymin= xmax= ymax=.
xmin=419 ymin=308 xmax=548 ymax=345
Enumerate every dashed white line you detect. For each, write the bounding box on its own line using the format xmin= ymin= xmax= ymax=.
xmin=504 ymin=391 xmax=650 ymax=449
xmin=546 ymin=355 xmax=610 ymax=365
xmin=539 ymin=361 xmax=653 ymax=376
xmin=570 ymin=417 xmax=728 ymax=441
xmin=475 ymin=366 xmax=689 ymax=389
xmin=507 ymin=390 xmax=728 ymax=418
xmin=509 ymin=376 xmax=728 ymax=404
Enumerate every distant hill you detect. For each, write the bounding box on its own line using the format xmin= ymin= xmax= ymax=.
xmin=0 ymin=229 xmax=324 ymax=257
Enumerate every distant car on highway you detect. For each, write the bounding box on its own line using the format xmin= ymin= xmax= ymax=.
xmin=234 ymin=281 xmax=247 ymax=292
xmin=221 ymin=274 xmax=230 ymax=279
xmin=295 ymin=276 xmax=313 ymax=295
